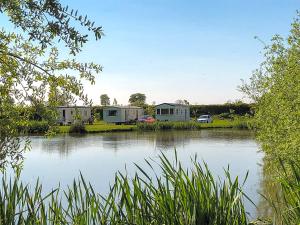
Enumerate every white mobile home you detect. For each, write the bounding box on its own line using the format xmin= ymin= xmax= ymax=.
xmin=57 ymin=106 xmax=92 ymax=125
xmin=103 ymin=106 xmax=144 ymax=124
xmin=155 ymin=103 xmax=190 ymax=121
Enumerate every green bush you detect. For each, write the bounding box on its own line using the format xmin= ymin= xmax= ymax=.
xmin=17 ymin=120 xmax=50 ymax=134
xmin=92 ymin=106 xmax=104 ymax=120
xmin=190 ymin=103 xmax=253 ymax=118
xmin=69 ymin=122 xmax=87 ymax=133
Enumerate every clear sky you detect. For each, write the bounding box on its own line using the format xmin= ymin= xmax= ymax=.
xmin=3 ymin=1 xmax=300 ymax=105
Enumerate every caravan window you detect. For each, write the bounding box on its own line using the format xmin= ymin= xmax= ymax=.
xmin=161 ymin=109 xmax=169 ymax=115
xmin=108 ymin=110 xmax=117 ymax=116
xmin=170 ymin=108 xmax=174 ymax=115
xmin=157 ymin=109 xmax=161 ymax=115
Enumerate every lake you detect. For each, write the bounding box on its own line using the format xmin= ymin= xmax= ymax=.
xmin=19 ymin=129 xmax=264 ymax=219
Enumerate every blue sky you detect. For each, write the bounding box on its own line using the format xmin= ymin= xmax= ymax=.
xmin=2 ymin=1 xmax=300 ymax=105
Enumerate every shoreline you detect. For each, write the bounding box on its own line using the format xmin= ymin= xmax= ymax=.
xmin=57 ymin=119 xmax=252 ymax=134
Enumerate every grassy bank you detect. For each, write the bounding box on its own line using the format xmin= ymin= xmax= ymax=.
xmin=22 ymin=118 xmax=252 ymax=134
xmin=61 ymin=118 xmax=252 ymax=133
xmin=58 ymin=121 xmax=136 ymax=133
xmin=137 ymin=118 xmax=252 ymax=131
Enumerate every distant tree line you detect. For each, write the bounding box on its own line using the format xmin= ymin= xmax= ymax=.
xmin=190 ymin=103 xmax=253 ymax=118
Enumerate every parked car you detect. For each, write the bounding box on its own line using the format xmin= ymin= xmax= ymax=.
xmin=197 ymin=115 xmax=213 ymax=123
xmin=138 ymin=115 xmax=156 ymax=123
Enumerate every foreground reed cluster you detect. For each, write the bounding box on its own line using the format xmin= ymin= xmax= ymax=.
xmin=0 ymin=152 xmax=249 ymax=225
xmin=271 ymin=161 xmax=300 ymax=225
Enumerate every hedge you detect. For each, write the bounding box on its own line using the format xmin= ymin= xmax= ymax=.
xmin=190 ymin=103 xmax=253 ymax=118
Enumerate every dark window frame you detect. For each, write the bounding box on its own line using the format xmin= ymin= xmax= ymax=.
xmin=108 ymin=110 xmax=117 ymax=116
xmin=161 ymin=108 xmax=169 ymax=115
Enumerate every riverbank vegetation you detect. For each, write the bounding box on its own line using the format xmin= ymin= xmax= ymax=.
xmin=59 ymin=121 xmax=136 ymax=133
xmin=14 ymin=116 xmax=252 ymax=134
xmin=137 ymin=117 xmax=252 ymax=131
xmin=56 ymin=117 xmax=252 ymax=134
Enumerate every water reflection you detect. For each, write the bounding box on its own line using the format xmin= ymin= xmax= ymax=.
xmin=25 ymin=129 xmax=261 ymax=218
xmin=256 ymin=158 xmax=284 ymax=222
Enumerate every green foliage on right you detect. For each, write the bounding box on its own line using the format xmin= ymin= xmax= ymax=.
xmin=277 ymin=161 xmax=300 ymax=224
xmin=240 ymin=12 xmax=300 ymax=163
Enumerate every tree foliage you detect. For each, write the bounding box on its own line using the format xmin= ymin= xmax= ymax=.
xmin=0 ymin=0 xmax=103 ymax=54
xmin=0 ymin=0 xmax=103 ymax=169
xmin=240 ymin=12 xmax=300 ymax=163
xmin=129 ymin=93 xmax=146 ymax=107
xmin=100 ymin=94 xmax=110 ymax=106
xmin=175 ymin=99 xmax=190 ymax=105
xmin=113 ymin=98 xmax=118 ymax=106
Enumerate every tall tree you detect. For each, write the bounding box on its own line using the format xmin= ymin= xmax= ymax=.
xmin=175 ymin=99 xmax=189 ymax=105
xmin=100 ymin=94 xmax=110 ymax=106
xmin=129 ymin=93 xmax=146 ymax=107
xmin=0 ymin=0 xmax=103 ymax=169
xmin=240 ymin=12 xmax=300 ymax=165
xmin=113 ymin=98 xmax=118 ymax=106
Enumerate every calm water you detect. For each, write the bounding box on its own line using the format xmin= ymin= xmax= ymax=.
xmin=20 ymin=129 xmax=263 ymax=218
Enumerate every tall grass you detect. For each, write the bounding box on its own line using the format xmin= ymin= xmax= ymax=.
xmin=0 ymin=152 xmax=250 ymax=225
xmin=137 ymin=120 xmax=251 ymax=131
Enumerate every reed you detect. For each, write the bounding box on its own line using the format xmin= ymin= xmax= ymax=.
xmin=0 ymin=152 xmax=250 ymax=225
xmin=272 ymin=160 xmax=300 ymax=225
xmin=137 ymin=119 xmax=251 ymax=131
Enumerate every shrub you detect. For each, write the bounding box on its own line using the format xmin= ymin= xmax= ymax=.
xmin=190 ymin=103 xmax=253 ymax=118
xmin=92 ymin=106 xmax=104 ymax=120
xmin=17 ymin=120 xmax=50 ymax=134
xmin=69 ymin=122 xmax=87 ymax=133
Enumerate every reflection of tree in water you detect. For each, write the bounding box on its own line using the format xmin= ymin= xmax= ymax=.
xmin=101 ymin=133 xmax=136 ymax=152
xmin=100 ymin=131 xmax=191 ymax=151
xmin=255 ymin=158 xmax=285 ymax=223
xmin=41 ymin=134 xmax=89 ymax=157
xmin=153 ymin=131 xmax=191 ymax=150
xmin=39 ymin=130 xmax=255 ymax=156
xmin=101 ymin=129 xmax=255 ymax=151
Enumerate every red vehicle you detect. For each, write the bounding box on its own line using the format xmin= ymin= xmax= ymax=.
xmin=138 ymin=115 xmax=156 ymax=123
